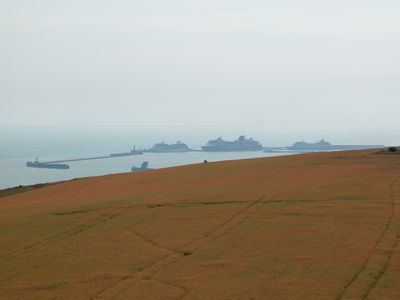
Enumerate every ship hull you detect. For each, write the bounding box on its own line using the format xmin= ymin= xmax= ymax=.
xmin=148 ymin=149 xmax=189 ymax=153
xmin=26 ymin=162 xmax=70 ymax=169
xmin=148 ymin=143 xmax=190 ymax=153
xmin=288 ymin=145 xmax=384 ymax=151
xmin=110 ymin=151 xmax=143 ymax=157
xmin=201 ymin=136 xmax=263 ymax=152
xmin=131 ymin=167 xmax=152 ymax=172
xmin=201 ymin=146 xmax=262 ymax=152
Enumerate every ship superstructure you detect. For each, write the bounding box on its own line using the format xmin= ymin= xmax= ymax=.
xmin=201 ymin=136 xmax=263 ymax=152
xmin=148 ymin=141 xmax=190 ymax=153
xmin=110 ymin=147 xmax=143 ymax=157
xmin=131 ymin=161 xmax=153 ymax=172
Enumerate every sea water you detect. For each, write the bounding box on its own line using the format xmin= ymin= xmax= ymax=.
xmin=0 ymin=126 xmax=297 ymax=189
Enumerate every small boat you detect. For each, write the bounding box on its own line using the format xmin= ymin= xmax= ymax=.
xmin=131 ymin=161 xmax=152 ymax=172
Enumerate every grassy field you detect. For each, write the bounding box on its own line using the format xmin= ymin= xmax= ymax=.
xmin=1 ymin=149 xmax=400 ymax=299
xmin=0 ymin=183 xmax=50 ymax=199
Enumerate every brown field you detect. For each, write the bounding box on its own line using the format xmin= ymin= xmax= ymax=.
xmin=1 ymin=149 xmax=400 ymax=299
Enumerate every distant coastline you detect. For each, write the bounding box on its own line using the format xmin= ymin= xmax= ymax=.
xmin=25 ymin=137 xmax=386 ymax=170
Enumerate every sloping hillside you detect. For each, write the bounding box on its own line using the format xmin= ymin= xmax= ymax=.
xmin=1 ymin=149 xmax=400 ymax=299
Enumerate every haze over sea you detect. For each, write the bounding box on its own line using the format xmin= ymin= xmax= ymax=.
xmin=0 ymin=125 xmax=392 ymax=190
xmin=2 ymin=2 xmax=399 ymax=190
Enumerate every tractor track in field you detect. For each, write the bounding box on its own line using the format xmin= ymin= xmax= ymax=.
xmin=362 ymin=232 xmax=400 ymax=299
xmin=133 ymin=229 xmax=188 ymax=255
xmin=91 ymin=193 xmax=270 ymax=300
xmin=151 ymin=277 xmax=189 ymax=300
xmin=4 ymin=151 xmax=398 ymax=299
xmin=91 ymin=154 xmax=322 ymax=299
xmin=336 ymin=176 xmax=400 ymax=300
xmin=0 ymin=206 xmax=131 ymax=264
xmin=361 ymin=178 xmax=400 ymax=299
xmin=108 ymin=277 xmax=189 ymax=300
xmin=0 ymin=198 xmax=255 ymax=266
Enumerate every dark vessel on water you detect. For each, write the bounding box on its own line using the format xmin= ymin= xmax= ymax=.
xmin=147 ymin=141 xmax=190 ymax=153
xmin=110 ymin=147 xmax=143 ymax=157
xmin=201 ymin=136 xmax=263 ymax=152
xmin=26 ymin=158 xmax=69 ymax=169
xmin=131 ymin=161 xmax=153 ymax=172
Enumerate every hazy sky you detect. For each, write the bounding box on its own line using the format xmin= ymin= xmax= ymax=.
xmin=1 ymin=1 xmax=399 ymax=139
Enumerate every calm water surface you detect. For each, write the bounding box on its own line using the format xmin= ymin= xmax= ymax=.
xmin=0 ymin=127 xmax=298 ymax=189
xmin=0 ymin=151 xmax=296 ymax=189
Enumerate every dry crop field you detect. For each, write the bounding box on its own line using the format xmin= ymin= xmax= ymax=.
xmin=1 ymin=149 xmax=400 ymax=299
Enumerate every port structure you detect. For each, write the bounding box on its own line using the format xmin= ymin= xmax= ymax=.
xmin=28 ymin=150 xmax=143 ymax=168
xmin=40 ymin=155 xmax=114 ymax=164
